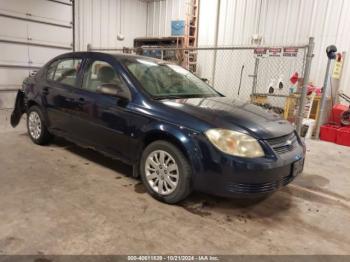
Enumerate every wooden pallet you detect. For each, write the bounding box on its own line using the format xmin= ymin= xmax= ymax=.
xmin=284 ymin=93 xmax=321 ymax=123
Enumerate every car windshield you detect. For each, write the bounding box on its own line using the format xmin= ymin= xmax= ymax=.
xmin=123 ymin=58 xmax=220 ymax=99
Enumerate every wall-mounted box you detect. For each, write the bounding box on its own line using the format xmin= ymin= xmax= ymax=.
xmin=171 ymin=20 xmax=185 ymax=36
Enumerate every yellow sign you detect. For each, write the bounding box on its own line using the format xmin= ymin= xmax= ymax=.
xmin=332 ymin=58 xmax=343 ymax=80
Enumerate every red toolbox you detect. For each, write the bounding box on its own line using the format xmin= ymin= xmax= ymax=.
xmin=320 ymin=124 xmax=341 ymax=143
xmin=336 ymin=127 xmax=350 ymax=147
xmin=329 ymin=104 xmax=348 ymax=125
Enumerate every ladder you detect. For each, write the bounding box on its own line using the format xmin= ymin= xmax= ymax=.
xmin=183 ymin=0 xmax=199 ymax=73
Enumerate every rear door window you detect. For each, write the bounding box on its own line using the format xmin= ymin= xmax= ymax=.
xmin=46 ymin=60 xmax=59 ymax=80
xmin=47 ymin=58 xmax=82 ymax=87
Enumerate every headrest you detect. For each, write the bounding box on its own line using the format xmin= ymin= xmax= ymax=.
xmin=98 ymin=66 xmax=115 ymax=83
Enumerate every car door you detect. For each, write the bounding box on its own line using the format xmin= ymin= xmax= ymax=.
xmin=42 ymin=56 xmax=84 ymax=135
xmin=70 ymin=54 xmax=133 ymax=161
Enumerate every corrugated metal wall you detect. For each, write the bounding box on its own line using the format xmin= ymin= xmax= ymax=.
xmin=75 ymin=0 xmax=147 ymax=50
xmin=198 ymin=0 xmax=350 ymax=95
xmin=146 ymin=0 xmax=187 ymax=37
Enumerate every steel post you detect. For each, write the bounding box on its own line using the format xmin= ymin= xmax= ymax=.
xmin=314 ymin=59 xmax=331 ymax=138
xmin=296 ymin=37 xmax=315 ymax=134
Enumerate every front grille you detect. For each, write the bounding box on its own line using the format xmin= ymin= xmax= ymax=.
xmin=226 ymin=174 xmax=294 ymax=194
xmin=266 ymin=132 xmax=298 ymax=155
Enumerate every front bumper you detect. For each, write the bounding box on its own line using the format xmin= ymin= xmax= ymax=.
xmin=191 ymin=134 xmax=305 ymax=198
xmin=197 ymin=159 xmax=303 ymax=198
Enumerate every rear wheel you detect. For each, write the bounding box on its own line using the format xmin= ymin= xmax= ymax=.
xmin=27 ymin=106 xmax=52 ymax=145
xmin=140 ymin=141 xmax=192 ymax=204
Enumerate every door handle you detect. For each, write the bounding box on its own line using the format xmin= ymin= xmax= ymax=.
xmin=42 ymin=87 xmax=49 ymax=95
xmin=76 ymin=97 xmax=86 ymax=105
xmin=78 ymin=97 xmax=85 ymax=103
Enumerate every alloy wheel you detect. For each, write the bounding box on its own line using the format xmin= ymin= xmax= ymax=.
xmin=145 ymin=150 xmax=179 ymax=195
xmin=28 ymin=111 xmax=42 ymax=140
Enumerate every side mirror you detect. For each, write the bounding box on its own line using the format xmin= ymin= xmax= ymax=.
xmin=96 ymin=83 xmax=131 ymax=101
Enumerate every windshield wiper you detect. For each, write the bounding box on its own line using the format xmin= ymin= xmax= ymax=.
xmin=154 ymin=95 xmax=186 ymax=100
xmin=154 ymin=94 xmax=210 ymax=100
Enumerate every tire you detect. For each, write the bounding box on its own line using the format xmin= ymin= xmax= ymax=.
xmin=140 ymin=140 xmax=192 ymax=204
xmin=27 ymin=105 xmax=53 ymax=145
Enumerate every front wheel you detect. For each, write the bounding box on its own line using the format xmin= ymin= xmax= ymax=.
xmin=27 ymin=106 xmax=52 ymax=145
xmin=140 ymin=141 xmax=192 ymax=204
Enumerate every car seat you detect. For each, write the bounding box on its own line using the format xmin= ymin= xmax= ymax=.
xmin=88 ymin=66 xmax=116 ymax=92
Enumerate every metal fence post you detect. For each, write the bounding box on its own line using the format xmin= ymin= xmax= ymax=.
xmin=211 ymin=0 xmax=221 ymax=87
xmin=296 ymin=37 xmax=315 ymax=134
xmin=250 ymin=57 xmax=259 ymax=94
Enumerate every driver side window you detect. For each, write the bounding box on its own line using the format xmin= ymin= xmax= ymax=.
xmin=82 ymin=60 xmax=128 ymax=93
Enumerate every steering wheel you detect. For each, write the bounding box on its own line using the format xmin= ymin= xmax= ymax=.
xmin=162 ymin=81 xmax=185 ymax=94
xmin=143 ymin=67 xmax=161 ymax=93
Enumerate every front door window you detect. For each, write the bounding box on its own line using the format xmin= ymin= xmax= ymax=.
xmin=82 ymin=60 xmax=128 ymax=93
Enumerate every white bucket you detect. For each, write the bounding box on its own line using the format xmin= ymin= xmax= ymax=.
xmin=302 ymin=118 xmax=316 ymax=139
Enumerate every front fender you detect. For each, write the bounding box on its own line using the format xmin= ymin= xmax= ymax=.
xmin=135 ymin=122 xmax=204 ymax=179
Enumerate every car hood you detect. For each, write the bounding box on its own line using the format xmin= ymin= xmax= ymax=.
xmin=161 ymin=96 xmax=294 ymax=139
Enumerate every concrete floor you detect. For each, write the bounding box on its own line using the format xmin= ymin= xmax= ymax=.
xmin=1 ymin=111 xmax=350 ymax=255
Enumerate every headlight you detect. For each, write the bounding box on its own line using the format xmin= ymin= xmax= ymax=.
xmin=205 ymin=129 xmax=264 ymax=158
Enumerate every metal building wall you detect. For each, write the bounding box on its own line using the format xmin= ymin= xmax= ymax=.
xmin=198 ymin=0 xmax=350 ymax=96
xmin=146 ymin=0 xmax=187 ymax=37
xmin=75 ymin=0 xmax=148 ymax=50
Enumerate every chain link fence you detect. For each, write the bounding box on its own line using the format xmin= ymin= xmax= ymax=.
xmin=88 ymin=41 xmax=312 ymax=129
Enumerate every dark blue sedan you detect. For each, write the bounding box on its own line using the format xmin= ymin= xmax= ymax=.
xmin=11 ymin=52 xmax=305 ymax=204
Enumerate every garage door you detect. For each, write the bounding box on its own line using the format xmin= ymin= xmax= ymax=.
xmin=0 ymin=0 xmax=73 ymax=109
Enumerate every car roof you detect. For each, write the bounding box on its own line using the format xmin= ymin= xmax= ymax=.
xmin=55 ymin=51 xmax=165 ymax=64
